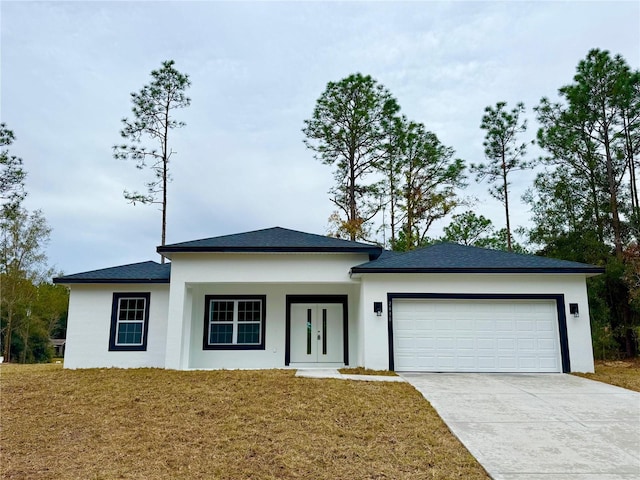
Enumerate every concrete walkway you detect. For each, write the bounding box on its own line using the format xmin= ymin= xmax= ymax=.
xmin=295 ymin=368 xmax=405 ymax=382
xmin=402 ymin=373 xmax=640 ymax=480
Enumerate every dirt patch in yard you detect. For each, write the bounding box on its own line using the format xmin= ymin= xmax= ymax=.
xmin=1 ymin=364 xmax=487 ymax=479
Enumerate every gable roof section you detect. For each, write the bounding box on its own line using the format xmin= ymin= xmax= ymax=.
xmin=157 ymin=227 xmax=383 ymax=259
xmin=351 ymin=242 xmax=604 ymax=274
xmin=53 ymin=261 xmax=171 ymax=284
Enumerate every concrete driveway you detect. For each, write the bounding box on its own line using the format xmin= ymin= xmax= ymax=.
xmin=401 ymin=373 xmax=640 ymax=480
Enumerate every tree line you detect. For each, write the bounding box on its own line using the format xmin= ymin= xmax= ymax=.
xmin=303 ymin=49 xmax=639 ymax=358
xmin=3 ymin=49 xmax=636 ymax=362
xmin=0 ymin=124 xmax=68 ymax=363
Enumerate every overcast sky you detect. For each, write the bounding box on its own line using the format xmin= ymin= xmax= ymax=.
xmin=2 ymin=1 xmax=639 ymax=275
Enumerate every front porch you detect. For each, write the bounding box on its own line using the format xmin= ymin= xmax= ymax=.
xmin=169 ymin=282 xmax=362 ymax=370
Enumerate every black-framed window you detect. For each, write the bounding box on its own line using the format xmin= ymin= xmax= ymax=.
xmin=109 ymin=292 xmax=151 ymax=351
xmin=203 ymin=295 xmax=266 ymax=350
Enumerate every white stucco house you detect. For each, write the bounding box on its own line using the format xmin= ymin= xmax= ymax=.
xmin=54 ymin=227 xmax=603 ymax=373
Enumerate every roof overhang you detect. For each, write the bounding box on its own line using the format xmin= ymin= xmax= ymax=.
xmin=350 ymin=267 xmax=606 ymax=275
xmin=53 ymin=278 xmax=170 ymax=285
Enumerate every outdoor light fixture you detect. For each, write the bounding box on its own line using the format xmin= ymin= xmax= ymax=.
xmin=374 ymin=302 xmax=383 ymax=316
xmin=569 ymin=303 xmax=579 ymax=318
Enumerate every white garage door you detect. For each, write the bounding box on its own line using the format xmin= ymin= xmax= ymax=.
xmin=393 ymin=298 xmax=562 ymax=373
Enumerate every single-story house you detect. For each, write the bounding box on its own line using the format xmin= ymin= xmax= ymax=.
xmin=53 ymin=227 xmax=603 ymax=373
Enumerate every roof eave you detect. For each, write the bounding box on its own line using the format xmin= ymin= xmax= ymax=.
xmin=52 ymin=278 xmax=170 ymax=285
xmin=350 ymin=267 xmax=606 ymax=274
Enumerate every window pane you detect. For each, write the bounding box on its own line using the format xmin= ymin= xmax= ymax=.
xmin=238 ymin=301 xmax=261 ymax=322
xmin=119 ymin=297 xmax=146 ymax=321
xmin=237 ymin=323 xmax=260 ymax=344
xmin=117 ymin=322 xmax=143 ymax=345
xmin=211 ymin=301 xmax=234 ymax=322
xmin=210 ymin=324 xmax=233 ymax=344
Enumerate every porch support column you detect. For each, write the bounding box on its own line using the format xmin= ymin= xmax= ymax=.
xmin=164 ymin=281 xmax=187 ymax=369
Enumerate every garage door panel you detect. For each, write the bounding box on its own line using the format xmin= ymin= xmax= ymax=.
xmin=496 ymin=320 xmax=514 ymax=331
xmin=518 ymin=357 xmax=537 ymax=368
xmin=393 ymin=299 xmax=562 ymax=373
xmin=476 ymin=319 xmax=495 ymax=330
xmin=477 ymin=356 xmax=496 ymax=368
xmin=517 ymin=320 xmax=535 ymax=332
xmin=517 ymin=338 xmax=535 ymax=350
xmin=456 ymin=337 xmax=476 ymax=351
xmin=497 ymin=338 xmax=516 ymax=350
xmin=537 ymin=338 xmax=557 ymax=350
xmin=455 ymin=319 xmax=474 ymax=330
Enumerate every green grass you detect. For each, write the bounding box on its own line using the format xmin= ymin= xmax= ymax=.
xmin=1 ymin=364 xmax=487 ymax=479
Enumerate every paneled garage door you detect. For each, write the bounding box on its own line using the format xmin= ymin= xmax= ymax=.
xmin=392 ymin=298 xmax=562 ymax=372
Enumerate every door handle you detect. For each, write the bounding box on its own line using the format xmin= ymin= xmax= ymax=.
xmin=317 ymin=331 xmax=321 ymax=340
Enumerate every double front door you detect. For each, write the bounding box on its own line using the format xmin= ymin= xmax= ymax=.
xmin=290 ymin=303 xmax=344 ymax=364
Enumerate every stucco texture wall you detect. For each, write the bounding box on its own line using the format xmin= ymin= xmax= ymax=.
xmin=64 ymin=284 xmax=169 ymax=369
xmin=358 ymin=273 xmax=595 ymax=373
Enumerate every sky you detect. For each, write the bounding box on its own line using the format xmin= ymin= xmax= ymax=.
xmin=1 ymin=0 xmax=639 ymax=275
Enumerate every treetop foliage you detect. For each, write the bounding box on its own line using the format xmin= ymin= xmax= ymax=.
xmin=113 ymin=60 xmax=191 ymax=252
xmin=0 ymin=123 xmax=27 ymax=217
xmin=303 ymin=73 xmax=465 ymax=247
xmin=114 ymin=60 xmax=191 ymax=205
xmin=303 ymin=73 xmax=401 ymax=241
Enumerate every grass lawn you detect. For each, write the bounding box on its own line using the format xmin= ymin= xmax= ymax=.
xmin=1 ymin=364 xmax=487 ymax=480
xmin=573 ymin=358 xmax=640 ymax=392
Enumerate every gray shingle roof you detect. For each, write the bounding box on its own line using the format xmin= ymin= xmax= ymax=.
xmin=351 ymin=242 xmax=604 ymax=274
xmin=157 ymin=227 xmax=382 ymax=259
xmin=53 ymin=261 xmax=171 ymax=284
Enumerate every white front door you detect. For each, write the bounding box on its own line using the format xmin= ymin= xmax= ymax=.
xmin=290 ymin=303 xmax=344 ymax=364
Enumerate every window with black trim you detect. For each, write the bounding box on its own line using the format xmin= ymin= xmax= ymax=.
xmin=108 ymin=292 xmax=150 ymax=351
xmin=203 ymin=295 xmax=266 ymax=350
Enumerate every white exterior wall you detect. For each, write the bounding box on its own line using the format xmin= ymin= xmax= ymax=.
xmin=164 ymin=253 xmax=368 ymax=369
xmin=359 ymin=273 xmax=595 ymax=373
xmin=64 ymin=284 xmax=169 ymax=369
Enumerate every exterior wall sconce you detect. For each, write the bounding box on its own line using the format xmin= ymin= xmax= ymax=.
xmin=569 ymin=303 xmax=579 ymax=318
xmin=374 ymin=302 xmax=383 ymax=316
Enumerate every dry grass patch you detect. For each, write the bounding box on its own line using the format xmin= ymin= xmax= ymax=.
xmin=573 ymin=358 xmax=640 ymax=392
xmin=338 ymin=367 xmax=398 ymax=376
xmin=0 ymin=364 xmax=487 ymax=480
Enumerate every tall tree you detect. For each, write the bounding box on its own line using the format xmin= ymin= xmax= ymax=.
xmin=303 ymin=73 xmax=400 ymax=241
xmin=378 ymin=116 xmax=405 ymax=249
xmin=559 ymin=50 xmax=638 ymax=257
xmin=530 ymin=49 xmax=640 ymax=358
xmin=0 ymin=123 xmax=27 ymax=216
xmin=535 ymin=99 xmax=609 ymax=245
xmin=471 ymin=102 xmax=530 ymax=252
xmin=620 ymin=72 xmax=640 ymax=235
xmin=0 ymin=208 xmax=51 ymax=362
xmin=113 ymin=60 xmax=191 ymax=258
xmin=395 ymin=119 xmax=466 ymax=250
